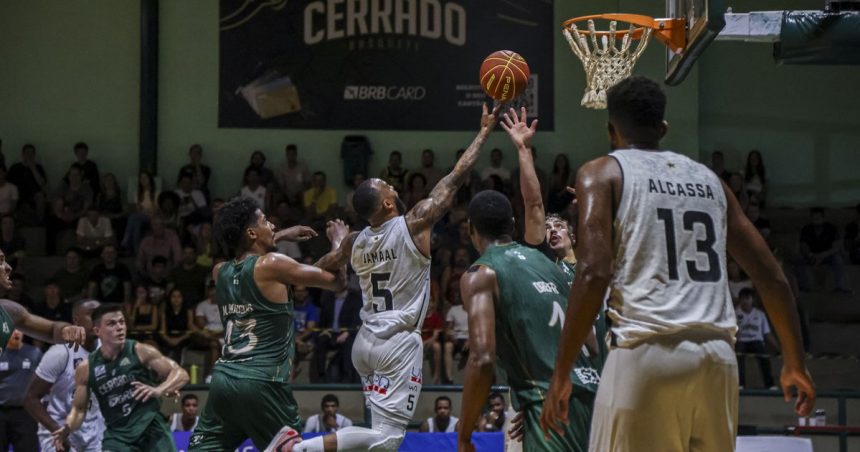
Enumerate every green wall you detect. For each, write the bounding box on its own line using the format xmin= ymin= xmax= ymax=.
xmin=1 ymin=0 xmax=856 ymax=205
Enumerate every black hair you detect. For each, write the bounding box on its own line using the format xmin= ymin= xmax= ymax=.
xmin=73 ymin=142 xmax=88 ymax=152
xmin=151 ymin=255 xmax=168 ymax=266
xmin=321 ymin=394 xmax=339 ymax=407
xmin=468 ymin=190 xmax=514 ymax=239
xmin=313 ymin=171 xmax=326 ymax=180
xmin=353 ymin=180 xmax=381 ymax=221
xmin=810 ymin=207 xmax=825 ymax=216
xmin=422 ymin=149 xmax=434 ymax=157
xmin=189 ymin=144 xmax=202 ymax=153
xmin=65 ymin=247 xmax=82 ymax=258
xmin=488 ymin=391 xmax=504 ymax=402
xmin=213 ymin=197 xmax=260 ymax=257
xmin=744 ymin=150 xmax=766 ymax=183
xmin=92 ymin=303 xmax=123 ymax=325
xmin=390 ymin=150 xmax=402 ymax=159
xmin=606 ymin=75 xmax=666 ymax=142
xmin=182 ymin=393 xmax=199 ymax=404
xmin=738 ymin=288 xmax=756 ymax=299
xmin=286 ymin=143 xmax=297 ymax=151
xmin=22 ymin=143 xmax=35 ymax=152
xmin=435 ymin=396 xmax=452 ymax=408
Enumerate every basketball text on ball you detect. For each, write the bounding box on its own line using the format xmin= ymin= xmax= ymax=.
xmin=478 ymin=50 xmax=530 ymax=101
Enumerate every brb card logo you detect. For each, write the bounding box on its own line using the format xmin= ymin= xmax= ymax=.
xmin=344 ymin=86 xmax=427 ymax=101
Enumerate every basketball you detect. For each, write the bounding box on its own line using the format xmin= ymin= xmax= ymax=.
xmin=479 ymin=50 xmax=530 ymax=101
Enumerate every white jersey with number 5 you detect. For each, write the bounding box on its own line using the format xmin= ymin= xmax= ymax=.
xmin=608 ymin=149 xmax=737 ymax=347
xmin=351 ymin=216 xmax=431 ymax=339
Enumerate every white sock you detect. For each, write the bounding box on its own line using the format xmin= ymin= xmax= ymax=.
xmin=293 ymin=435 xmax=325 ymax=452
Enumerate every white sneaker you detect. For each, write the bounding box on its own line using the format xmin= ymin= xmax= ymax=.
xmin=265 ymin=426 xmax=301 ymax=452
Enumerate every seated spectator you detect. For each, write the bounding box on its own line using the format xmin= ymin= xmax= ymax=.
xmin=727 ymin=260 xmax=753 ymax=306
xmin=159 ymin=289 xmax=196 ymax=361
xmin=0 ymin=166 xmax=19 ymax=216
xmin=344 ymin=173 xmax=366 ymax=226
xmin=293 ymin=285 xmax=319 ymax=381
xmin=480 ymin=148 xmax=511 ymax=188
xmin=247 ymin=150 xmax=275 ymax=188
xmin=0 ymin=215 xmax=26 ymax=267
xmin=97 ymin=173 xmax=126 ymax=235
xmin=174 ymin=174 xmax=208 ymax=226
xmin=546 ymin=153 xmax=573 ymax=214
xmin=177 ymin=144 xmax=212 ymax=199
xmin=276 ymin=143 xmax=310 ymax=205
xmin=302 ymin=171 xmax=338 ymax=221
xmin=193 ymin=282 xmax=222 ymax=375
xmin=744 ymin=150 xmax=767 ymax=207
xmin=122 ymin=170 xmax=159 ymax=254
xmin=450 ymin=148 xmax=481 ymax=208
xmin=52 ymin=248 xmax=89 ymax=304
xmin=193 ymin=222 xmax=214 ymax=267
xmin=32 ymin=280 xmax=71 ymax=323
xmin=240 ymin=167 xmax=267 ymax=211
xmin=3 ymin=273 xmax=34 ymax=309
xmin=88 ymin=244 xmax=132 ymax=304
xmin=137 ymin=218 xmax=182 ymax=275
xmin=143 ymin=256 xmax=170 ymax=305
xmin=379 ymin=151 xmax=409 ymax=193
xmin=709 ymin=150 xmax=732 ymax=183
xmin=71 ymin=142 xmax=100 ymax=196
xmin=736 ymin=288 xmax=779 ymax=389
xmin=403 ymin=173 xmax=429 ymax=209
xmin=478 ymin=392 xmax=507 ymax=432
xmin=444 ymin=280 xmax=469 ymax=384
xmin=7 ymin=144 xmax=48 ymax=223
xmin=129 ymin=284 xmax=160 ymax=345
xmin=845 ymin=203 xmax=860 ymax=264
xmin=420 ymin=396 xmax=459 ymax=433
xmin=76 ymin=206 xmax=114 ymax=256
xmin=168 ymin=246 xmax=209 ymax=303
xmin=421 ymin=297 xmax=443 ymax=384
xmin=728 ymin=172 xmax=749 ymax=213
xmin=746 ymin=201 xmax=771 ymax=241
xmin=794 ymin=207 xmax=851 ymax=293
xmin=47 ymin=165 xmax=93 ymax=254
xmin=169 ymin=394 xmax=200 ymax=432
xmin=155 ymin=191 xmax=182 ymax=231
xmin=441 ymin=247 xmax=472 ymax=298
xmin=314 ymin=288 xmax=362 ymax=383
xmin=414 ymin=148 xmax=445 ymax=187
xmin=302 ymin=394 xmax=353 ymax=433
xmin=511 ymin=146 xmax=548 ymax=205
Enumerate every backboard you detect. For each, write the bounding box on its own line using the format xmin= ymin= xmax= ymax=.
xmin=665 ymin=0 xmax=726 ymax=85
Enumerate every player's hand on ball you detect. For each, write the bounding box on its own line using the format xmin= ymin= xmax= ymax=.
xmin=780 ymin=366 xmax=816 ymax=416
xmin=61 ymin=325 xmax=87 ymax=351
xmin=500 ymin=106 xmax=538 ymax=150
xmin=131 ymin=381 xmax=163 ymax=402
xmin=275 ymin=225 xmax=318 ymax=243
xmin=479 ymin=103 xmax=502 ymax=133
xmin=508 ymin=411 xmax=524 ymax=442
xmin=540 ymin=374 xmax=572 ymax=439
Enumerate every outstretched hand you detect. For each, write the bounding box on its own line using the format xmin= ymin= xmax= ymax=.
xmin=500 ymin=106 xmax=538 ymax=149
xmin=326 ymin=219 xmax=349 ymax=247
xmin=274 ymin=225 xmax=318 ymax=243
xmin=480 ymin=102 xmax=503 ymax=133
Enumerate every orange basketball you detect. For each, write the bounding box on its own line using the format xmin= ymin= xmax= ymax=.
xmin=479 ymin=50 xmax=530 ymax=101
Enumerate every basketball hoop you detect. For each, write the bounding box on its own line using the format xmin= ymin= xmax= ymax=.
xmin=562 ymin=14 xmax=686 ymax=109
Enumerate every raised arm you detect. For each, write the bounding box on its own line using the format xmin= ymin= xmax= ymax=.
xmin=133 ymin=342 xmax=190 ymax=402
xmin=313 ymin=220 xmax=358 ymax=272
xmin=457 ymin=265 xmax=499 ymax=452
xmin=0 ymin=299 xmax=85 ymax=348
xmin=501 ymin=107 xmax=543 ymax=245
xmin=723 ymin=180 xmax=815 ymax=415
xmin=406 ymin=104 xmax=500 ymax=248
xmin=53 ymin=360 xmax=91 ymax=451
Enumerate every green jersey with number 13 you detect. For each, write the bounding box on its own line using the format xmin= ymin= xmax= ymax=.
xmin=214 ymin=255 xmax=294 ymax=382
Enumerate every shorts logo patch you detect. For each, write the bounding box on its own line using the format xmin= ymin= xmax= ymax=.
xmin=410 ymin=366 xmax=423 ymax=384
xmin=363 ymin=375 xmax=391 ymax=395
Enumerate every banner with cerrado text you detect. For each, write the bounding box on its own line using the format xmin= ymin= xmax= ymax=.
xmin=218 ymin=0 xmax=554 ymax=130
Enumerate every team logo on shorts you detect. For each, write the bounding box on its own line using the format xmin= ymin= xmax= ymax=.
xmin=410 ymin=366 xmax=423 ymax=384
xmin=363 ymin=375 xmax=391 ymax=395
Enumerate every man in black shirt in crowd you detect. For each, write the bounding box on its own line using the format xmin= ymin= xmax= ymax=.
xmin=795 ymin=207 xmax=851 ymax=293
xmin=88 ymin=244 xmax=132 ymax=303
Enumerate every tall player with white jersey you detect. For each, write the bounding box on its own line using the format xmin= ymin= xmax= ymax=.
xmin=23 ymin=299 xmax=104 ymax=452
xmin=281 ymin=104 xmax=499 ymax=452
xmin=539 ymin=76 xmax=815 ymax=452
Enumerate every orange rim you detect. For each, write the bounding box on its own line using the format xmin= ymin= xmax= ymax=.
xmin=561 ymin=13 xmax=687 ymax=54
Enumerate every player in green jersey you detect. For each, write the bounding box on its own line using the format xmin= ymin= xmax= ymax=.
xmin=54 ymin=303 xmax=189 ymax=451
xmin=457 ymin=190 xmax=599 ymax=452
xmin=189 ymin=198 xmax=348 ymax=451
xmin=0 ymin=247 xmax=86 ymax=357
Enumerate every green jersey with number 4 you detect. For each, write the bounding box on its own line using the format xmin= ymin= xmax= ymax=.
xmin=215 ymin=255 xmax=294 ymax=382
xmin=474 ymin=242 xmax=603 ymax=410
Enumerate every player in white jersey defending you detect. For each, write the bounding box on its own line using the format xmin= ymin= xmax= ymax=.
xmin=272 ymin=104 xmax=499 ymax=452
xmin=539 ymin=76 xmax=815 ymax=451
xmin=23 ymin=299 xmax=104 ymax=452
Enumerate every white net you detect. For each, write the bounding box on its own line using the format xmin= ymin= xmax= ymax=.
xmin=563 ymin=20 xmax=653 ymax=109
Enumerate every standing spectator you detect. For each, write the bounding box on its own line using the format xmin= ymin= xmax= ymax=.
xmin=137 ymin=218 xmax=182 ymax=275
xmin=177 ymin=144 xmax=212 ymax=199
xmin=293 ymin=285 xmax=319 ymax=380
xmin=480 ymin=148 xmax=511 ymax=187
xmin=444 ymin=280 xmax=469 ymax=384
xmin=247 ymin=150 xmax=275 ymax=188
xmin=8 ymin=144 xmax=48 ymax=223
xmin=380 ymin=150 xmax=409 ymax=192
xmin=0 ymin=167 xmax=19 ymax=216
xmin=47 ymin=165 xmax=93 ymax=254
xmin=744 ymin=150 xmax=767 ymax=206
xmin=728 ymin=172 xmax=749 ymax=212
xmin=276 ymin=144 xmax=310 ymax=205
xmin=736 ymin=288 xmax=779 ymax=389
xmin=193 ymin=282 xmax=222 ymax=376
xmin=76 ymin=206 xmax=114 ymax=255
xmin=71 ymin=142 xmax=100 ymax=196
xmin=87 ymin=244 xmax=133 ymax=304
xmin=302 ymin=395 xmax=353 ymax=433
xmin=158 ymin=289 xmax=196 ymax=362
xmin=0 ymin=216 xmax=26 ymax=268
xmin=314 ymin=288 xmax=362 ymax=383
xmin=240 ymin=167 xmax=267 ymax=211
xmin=302 ymin=171 xmax=338 ymax=221
xmin=170 ymin=394 xmax=200 ymax=432
xmin=546 ymin=153 xmax=573 ymax=214
xmin=477 ymin=392 xmax=507 ymax=432
xmin=413 ymin=149 xmax=445 ymax=188
xmin=795 ymin=207 xmax=851 ymax=293
xmin=174 ymin=174 xmax=208 ymax=226
xmin=168 ymin=246 xmax=209 ymax=304
xmin=0 ymin=329 xmax=43 ymax=452
xmin=709 ymin=150 xmax=732 ymax=183
xmin=52 ymin=248 xmax=89 ymax=304
xmin=845 ymin=203 xmax=860 ymax=264
xmin=420 ymin=396 xmax=459 ymax=433
xmin=421 ymin=297 xmax=443 ymax=384
xmin=403 ymin=173 xmax=429 ymax=209
xmin=122 ymin=170 xmax=159 ymax=254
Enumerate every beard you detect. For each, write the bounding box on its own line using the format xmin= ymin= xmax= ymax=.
xmin=395 ymin=196 xmax=407 ymax=215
